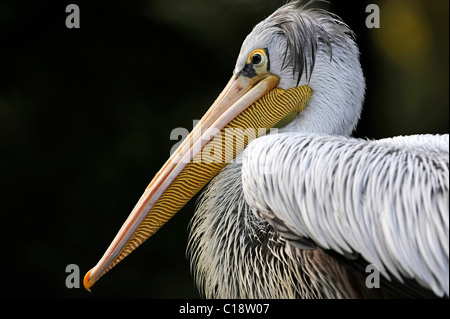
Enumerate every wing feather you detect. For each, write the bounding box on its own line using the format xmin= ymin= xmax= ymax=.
xmin=242 ymin=132 xmax=449 ymax=297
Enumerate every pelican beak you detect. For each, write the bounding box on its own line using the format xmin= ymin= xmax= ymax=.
xmin=83 ymin=72 xmax=312 ymax=291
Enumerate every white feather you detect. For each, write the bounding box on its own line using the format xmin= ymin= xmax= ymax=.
xmin=242 ymin=132 xmax=449 ymax=297
xmin=188 ymin=0 xmax=449 ymax=299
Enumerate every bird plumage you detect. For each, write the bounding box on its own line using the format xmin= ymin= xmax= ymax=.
xmin=83 ymin=0 xmax=448 ymax=298
xmin=188 ymin=132 xmax=449 ymax=298
xmin=235 ymin=0 xmax=365 ymax=135
xmin=187 ymin=1 xmax=449 ymax=298
xmin=188 ymin=150 xmax=383 ymax=298
xmin=242 ymin=133 xmax=449 ymax=298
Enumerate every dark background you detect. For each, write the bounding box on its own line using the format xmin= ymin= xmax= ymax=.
xmin=0 ymin=0 xmax=448 ymax=298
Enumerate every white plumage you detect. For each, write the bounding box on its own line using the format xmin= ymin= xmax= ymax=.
xmin=235 ymin=2 xmax=365 ymax=136
xmin=187 ymin=1 xmax=449 ymax=298
xmin=84 ymin=0 xmax=449 ymax=298
xmin=242 ymin=133 xmax=449 ymax=297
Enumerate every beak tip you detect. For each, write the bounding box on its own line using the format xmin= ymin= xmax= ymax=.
xmin=83 ymin=268 xmax=94 ymax=292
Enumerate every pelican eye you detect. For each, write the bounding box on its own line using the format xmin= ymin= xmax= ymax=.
xmin=241 ymin=49 xmax=269 ymax=77
xmin=247 ymin=49 xmax=268 ymax=72
xmin=251 ymin=53 xmax=262 ymax=65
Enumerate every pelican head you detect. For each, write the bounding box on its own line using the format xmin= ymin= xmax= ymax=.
xmin=83 ymin=0 xmax=365 ymax=291
xmin=234 ymin=1 xmax=365 ymax=135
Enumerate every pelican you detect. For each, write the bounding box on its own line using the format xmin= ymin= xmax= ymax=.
xmin=83 ymin=1 xmax=449 ymax=298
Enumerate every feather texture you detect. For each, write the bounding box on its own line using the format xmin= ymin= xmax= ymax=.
xmin=187 ymin=1 xmax=448 ymax=299
xmin=188 ymin=151 xmax=385 ymax=298
xmin=242 ymin=133 xmax=449 ymax=297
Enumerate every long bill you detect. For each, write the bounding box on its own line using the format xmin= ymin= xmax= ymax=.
xmin=83 ymin=72 xmax=313 ymax=291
